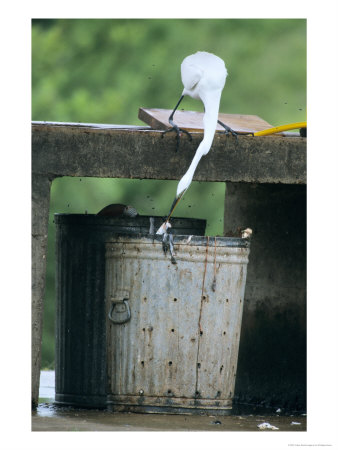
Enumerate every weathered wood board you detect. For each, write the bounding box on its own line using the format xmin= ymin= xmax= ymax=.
xmin=138 ymin=107 xmax=274 ymax=134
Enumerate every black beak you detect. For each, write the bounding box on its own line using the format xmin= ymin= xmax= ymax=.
xmin=165 ymin=190 xmax=186 ymax=222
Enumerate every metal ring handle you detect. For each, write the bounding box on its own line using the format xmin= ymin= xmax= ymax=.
xmin=108 ymin=299 xmax=131 ymax=324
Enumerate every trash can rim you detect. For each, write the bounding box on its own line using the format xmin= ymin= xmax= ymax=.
xmin=105 ymin=233 xmax=250 ymax=248
xmin=54 ymin=213 xmax=206 ymax=224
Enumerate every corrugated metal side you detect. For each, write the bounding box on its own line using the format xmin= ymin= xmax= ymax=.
xmin=55 ymin=223 xmax=108 ymax=407
xmin=54 ymin=214 xmax=206 ymax=408
xmin=106 ymin=237 xmax=249 ymax=413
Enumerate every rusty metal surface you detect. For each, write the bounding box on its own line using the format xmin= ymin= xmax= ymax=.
xmin=53 ymin=214 xmax=206 ymax=408
xmin=105 ymin=235 xmax=250 ymax=414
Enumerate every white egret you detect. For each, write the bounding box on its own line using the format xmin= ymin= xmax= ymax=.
xmin=157 ymin=51 xmax=236 ymax=234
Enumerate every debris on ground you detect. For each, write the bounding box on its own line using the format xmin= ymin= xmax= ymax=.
xmin=211 ymin=420 xmax=222 ymax=425
xmin=257 ymin=422 xmax=279 ymax=430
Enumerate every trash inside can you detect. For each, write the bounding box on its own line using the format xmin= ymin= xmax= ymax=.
xmin=54 ymin=213 xmax=206 ymax=407
xmin=105 ymin=234 xmax=250 ymax=415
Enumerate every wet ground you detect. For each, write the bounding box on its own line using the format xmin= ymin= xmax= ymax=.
xmin=33 ymin=371 xmax=306 ymax=432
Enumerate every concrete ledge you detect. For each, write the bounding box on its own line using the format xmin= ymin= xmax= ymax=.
xmin=32 ymin=122 xmax=306 ymax=184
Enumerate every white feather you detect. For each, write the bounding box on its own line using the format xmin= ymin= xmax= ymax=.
xmin=177 ymin=51 xmax=228 ymax=197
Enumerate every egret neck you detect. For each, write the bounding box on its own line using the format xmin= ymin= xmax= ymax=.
xmin=165 ymin=91 xmax=221 ymax=222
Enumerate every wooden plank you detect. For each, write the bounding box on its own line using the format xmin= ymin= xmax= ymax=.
xmin=32 ymin=121 xmax=150 ymax=130
xmin=138 ymin=108 xmax=274 ymax=134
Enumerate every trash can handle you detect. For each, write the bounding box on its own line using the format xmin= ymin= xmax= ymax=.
xmin=108 ymin=299 xmax=131 ymax=324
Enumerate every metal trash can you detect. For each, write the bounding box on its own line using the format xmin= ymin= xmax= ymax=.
xmin=105 ymin=234 xmax=250 ymax=415
xmin=54 ymin=214 xmax=206 ymax=408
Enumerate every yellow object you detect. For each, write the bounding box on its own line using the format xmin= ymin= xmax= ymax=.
xmin=253 ymin=121 xmax=306 ymax=136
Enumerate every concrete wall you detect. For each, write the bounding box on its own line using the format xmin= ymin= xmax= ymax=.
xmin=224 ymin=182 xmax=306 ymax=410
xmin=32 ymin=174 xmax=53 ymax=407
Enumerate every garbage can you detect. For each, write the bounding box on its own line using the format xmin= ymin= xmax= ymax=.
xmin=54 ymin=214 xmax=206 ymax=407
xmin=105 ymin=234 xmax=250 ymax=415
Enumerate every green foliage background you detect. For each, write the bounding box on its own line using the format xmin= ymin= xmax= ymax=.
xmin=32 ymin=18 xmax=306 ymax=368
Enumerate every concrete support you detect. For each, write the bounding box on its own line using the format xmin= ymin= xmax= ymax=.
xmin=224 ymin=182 xmax=306 ymax=409
xmin=32 ymin=174 xmax=53 ymax=407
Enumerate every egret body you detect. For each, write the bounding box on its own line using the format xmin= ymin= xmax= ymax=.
xmin=158 ymin=51 xmax=232 ymax=234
